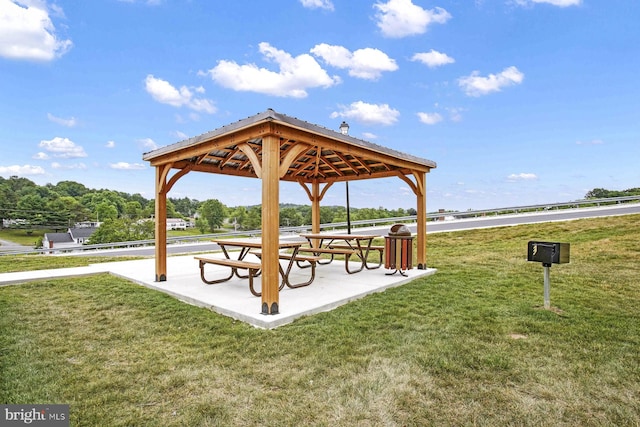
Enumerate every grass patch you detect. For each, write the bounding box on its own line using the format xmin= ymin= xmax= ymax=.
xmin=0 ymin=228 xmax=44 ymax=246
xmin=0 ymin=255 xmax=145 ymax=273
xmin=1 ymin=215 xmax=639 ymax=425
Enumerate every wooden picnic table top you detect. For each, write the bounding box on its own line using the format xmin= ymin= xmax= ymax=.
xmin=211 ymin=239 xmax=303 ymax=249
xmin=299 ymin=233 xmax=381 ymax=241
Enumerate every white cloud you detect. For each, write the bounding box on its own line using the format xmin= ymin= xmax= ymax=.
xmin=0 ymin=164 xmax=45 ymax=176
xmin=513 ymin=0 xmax=581 ymax=7
xmin=138 ymin=138 xmax=158 ymax=151
xmin=172 ymin=131 xmax=189 ymax=140
xmin=330 ymin=101 xmax=400 ymax=126
xmin=374 ymin=0 xmax=451 ymax=38
xmin=458 ymin=66 xmax=524 ymax=96
xmin=109 ymin=162 xmax=146 ymax=170
xmin=300 ymin=0 xmax=334 ymax=11
xmin=362 ymin=132 xmax=378 ymax=140
xmin=507 ymin=173 xmax=538 ymax=181
xmin=203 ymin=42 xmax=340 ymax=98
xmin=417 ymin=112 xmax=443 ymax=125
xmin=105 ymin=140 xmax=115 ymax=148
xmin=145 ymin=75 xmax=216 ymax=114
xmin=32 ymin=151 xmax=49 ymax=160
xmin=0 ymin=0 xmax=72 ymax=61
xmin=47 ymin=113 xmax=77 ymax=127
xmin=311 ymin=44 xmax=398 ymax=80
xmin=51 ymin=162 xmax=87 ymax=170
xmin=39 ymin=137 xmax=87 ymax=158
xmin=411 ymin=50 xmax=455 ymax=68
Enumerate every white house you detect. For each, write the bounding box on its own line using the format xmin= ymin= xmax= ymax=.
xmin=42 ymin=227 xmax=99 ymax=250
xmin=166 ymin=218 xmax=187 ymax=230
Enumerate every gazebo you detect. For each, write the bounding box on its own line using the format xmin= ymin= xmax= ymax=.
xmin=142 ymin=109 xmax=437 ymax=315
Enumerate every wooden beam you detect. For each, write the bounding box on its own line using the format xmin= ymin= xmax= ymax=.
xmin=396 ymin=171 xmax=418 ymax=194
xmin=260 ymin=135 xmax=280 ymax=314
xmin=154 ymin=165 xmax=169 ymax=282
xmin=311 ymin=180 xmax=321 ymax=234
xmin=414 ymin=171 xmax=427 ymax=269
xmin=268 ymin=123 xmax=432 ymax=172
xmin=146 ymin=124 xmax=273 ymax=166
xmin=319 ymin=154 xmax=345 ymax=176
xmin=165 ymin=164 xmax=193 ymax=194
xmin=220 ymin=147 xmax=241 ymax=169
xmin=237 ymin=142 xmax=262 ymax=178
xmin=280 ymin=142 xmax=311 ymax=178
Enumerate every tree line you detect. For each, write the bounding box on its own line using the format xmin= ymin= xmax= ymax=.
xmin=5 ymin=175 xmax=633 ymax=244
xmin=0 ymin=176 xmax=415 ymax=243
xmin=585 ymin=187 xmax=640 ymax=199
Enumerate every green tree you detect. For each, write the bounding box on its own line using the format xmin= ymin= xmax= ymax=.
xmin=585 ymin=187 xmax=640 ymax=199
xmin=229 ymin=206 xmax=248 ymax=230
xmin=15 ymin=193 xmax=47 ymax=228
xmin=95 ymin=202 xmax=118 ymax=221
xmin=124 ymin=201 xmax=143 ymax=219
xmin=143 ymin=199 xmax=178 ymax=219
xmin=280 ymin=207 xmax=304 ymax=227
xmin=319 ymin=206 xmax=335 ymax=224
xmin=244 ymin=206 xmax=262 ymax=230
xmin=170 ymin=197 xmax=200 ymax=217
xmin=198 ymin=199 xmax=227 ymax=232
xmin=195 ymin=217 xmax=209 ymax=234
xmin=88 ymin=218 xmax=154 ymax=244
xmin=45 ymin=197 xmax=77 ymax=229
xmin=50 ymin=180 xmax=90 ymax=198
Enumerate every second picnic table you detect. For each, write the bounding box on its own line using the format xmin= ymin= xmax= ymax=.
xmin=298 ymin=233 xmax=383 ymax=274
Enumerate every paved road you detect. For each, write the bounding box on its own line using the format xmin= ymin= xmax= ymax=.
xmin=79 ymin=203 xmax=640 ymax=257
xmin=0 ymin=238 xmax=32 ymax=253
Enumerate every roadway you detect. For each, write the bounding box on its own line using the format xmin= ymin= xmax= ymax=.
xmin=81 ymin=203 xmax=640 ymax=257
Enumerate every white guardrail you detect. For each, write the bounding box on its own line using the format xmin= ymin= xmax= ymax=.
xmin=1 ymin=195 xmax=639 ymax=256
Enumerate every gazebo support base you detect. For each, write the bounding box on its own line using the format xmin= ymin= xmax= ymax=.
xmin=262 ymin=302 xmax=279 ymax=315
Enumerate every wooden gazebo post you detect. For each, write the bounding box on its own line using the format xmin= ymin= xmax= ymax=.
xmin=415 ymin=171 xmax=427 ymax=269
xmin=260 ymin=134 xmax=281 ymax=314
xmin=154 ymin=165 xmax=168 ymax=282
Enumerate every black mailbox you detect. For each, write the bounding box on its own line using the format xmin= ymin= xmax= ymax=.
xmin=527 ymin=241 xmax=570 ymax=265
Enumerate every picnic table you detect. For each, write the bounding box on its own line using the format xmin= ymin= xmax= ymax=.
xmin=195 ymin=239 xmax=319 ymax=296
xmin=298 ymin=233 xmax=383 ymax=274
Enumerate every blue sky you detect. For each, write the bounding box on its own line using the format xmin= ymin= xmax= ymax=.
xmin=1 ymin=0 xmax=638 ymax=211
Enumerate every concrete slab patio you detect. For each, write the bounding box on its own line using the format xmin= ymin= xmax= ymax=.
xmin=0 ymin=254 xmax=436 ymax=329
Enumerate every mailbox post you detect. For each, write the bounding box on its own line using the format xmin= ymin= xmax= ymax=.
xmin=527 ymin=241 xmax=570 ymax=309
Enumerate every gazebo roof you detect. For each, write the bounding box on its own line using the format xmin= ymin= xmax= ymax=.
xmin=142 ymin=108 xmax=436 ymax=184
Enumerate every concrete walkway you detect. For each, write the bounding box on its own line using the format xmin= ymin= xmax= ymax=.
xmin=0 ymin=254 xmax=436 ymax=329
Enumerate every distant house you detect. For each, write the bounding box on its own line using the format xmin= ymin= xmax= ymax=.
xmin=69 ymin=227 xmax=97 ymax=244
xmin=42 ymin=232 xmax=74 ymax=250
xmin=167 ymin=218 xmax=187 ymax=230
xmin=74 ymin=221 xmax=102 ymax=228
xmin=43 ymin=226 xmax=99 ymax=250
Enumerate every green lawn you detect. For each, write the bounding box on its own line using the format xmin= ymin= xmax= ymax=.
xmin=0 ymin=228 xmax=44 ymax=246
xmin=0 ymin=255 xmax=145 ymax=273
xmin=1 ymin=215 xmax=639 ymax=426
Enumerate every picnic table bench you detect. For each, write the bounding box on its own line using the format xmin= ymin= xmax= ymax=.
xmin=327 ymin=244 xmax=384 ymax=269
xmin=195 ymin=256 xmax=269 ymax=297
xmin=251 ymin=251 xmax=321 ymax=289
